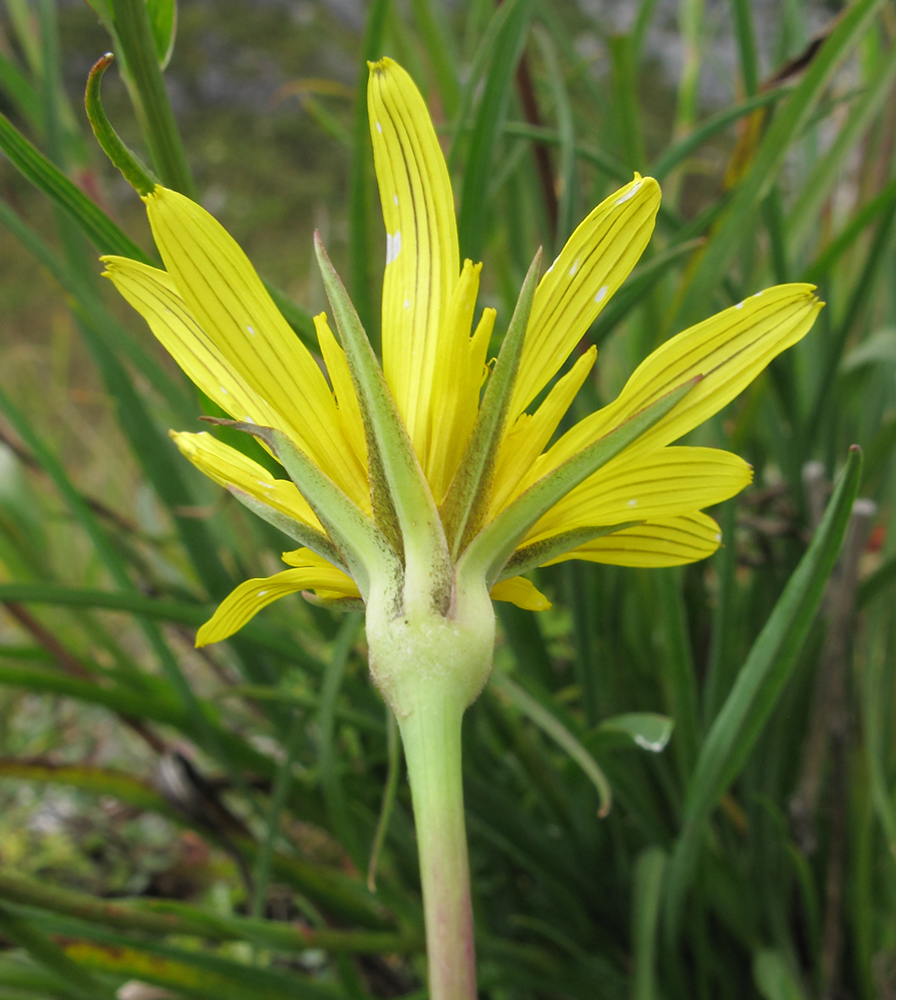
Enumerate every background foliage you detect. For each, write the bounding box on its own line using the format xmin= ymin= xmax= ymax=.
xmin=0 ymin=0 xmax=894 ymax=997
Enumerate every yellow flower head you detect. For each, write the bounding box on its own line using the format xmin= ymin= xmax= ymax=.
xmin=101 ymin=58 xmax=822 ymax=646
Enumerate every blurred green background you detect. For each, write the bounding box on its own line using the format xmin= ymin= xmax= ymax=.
xmin=0 ymin=0 xmax=894 ymax=997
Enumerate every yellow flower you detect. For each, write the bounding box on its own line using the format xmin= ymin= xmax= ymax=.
xmin=101 ymin=58 xmax=821 ymax=646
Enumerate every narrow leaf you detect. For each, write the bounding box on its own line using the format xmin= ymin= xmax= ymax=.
xmin=664 ymin=445 xmax=863 ymax=939
xmin=673 ymin=0 xmax=887 ymax=326
xmin=147 ymin=0 xmax=177 ymax=69
xmin=491 ymin=670 xmax=613 ymax=817
xmin=0 ymin=905 xmax=115 ymax=1000
xmin=457 ymin=0 xmax=534 ymax=261
xmin=0 ymin=111 xmax=153 ymax=261
xmin=0 ymin=582 xmax=321 ymax=669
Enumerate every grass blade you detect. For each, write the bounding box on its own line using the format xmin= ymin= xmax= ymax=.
xmin=673 ymin=0 xmax=887 ymax=327
xmin=0 ymin=905 xmax=115 ymax=1000
xmin=630 ymin=846 xmax=667 ymax=1000
xmin=0 ymin=582 xmax=320 ymax=668
xmin=0 ymin=869 xmax=417 ymax=954
xmin=457 ymin=0 xmax=534 ymax=262
xmin=663 ymin=445 xmax=863 ymax=939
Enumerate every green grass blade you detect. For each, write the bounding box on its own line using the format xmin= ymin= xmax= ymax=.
xmin=654 ymin=569 xmax=700 ymax=783
xmin=496 ymin=602 xmax=556 ymax=690
xmin=318 ymin=614 xmax=365 ymax=869
xmin=491 ymin=670 xmax=613 ymax=817
xmin=761 ymin=186 xmax=789 ymax=282
xmin=0 ymin=384 xmax=236 ymax=770
xmin=0 ymin=50 xmax=43 ymax=125
xmin=0 ymin=200 xmax=231 ymax=593
xmin=701 ymin=499 xmax=739 ymax=727
xmin=730 ymin=0 xmax=759 ymax=96
xmin=533 ymin=25 xmax=576 ymax=245
xmin=0 ymin=870 xmax=417 ymax=954
xmin=663 ymin=445 xmax=863 ymax=939
xmin=0 ymin=663 xmax=286 ymax=782
xmin=0 ymin=953 xmax=90 ymax=999
xmin=457 ymin=0 xmax=534 ymax=262
xmin=0 ymin=906 xmax=115 ymax=1000
xmin=786 ymin=49 xmax=895 ymax=252
xmin=0 ymin=112 xmax=153 ymax=261
xmin=410 ymin=0 xmax=459 ymax=119
xmin=650 ymin=87 xmax=788 ymax=182
xmin=47 ymin=925 xmax=342 ymax=1000
xmin=502 ymin=121 xmax=630 ymax=186
xmin=607 ymin=33 xmax=646 ymax=173
xmin=250 ymin=711 xmax=310 ymax=919
xmin=0 ymin=759 xmax=184 ymax=819
xmin=802 ymin=179 xmax=895 ymax=283
xmin=630 ymin=846 xmax=667 ymax=1000
xmin=0 ymin=583 xmax=320 ymax=669
xmin=804 ymin=207 xmax=894 ymax=453
xmin=0 ymin=115 xmax=317 ymax=348
xmin=673 ymin=0 xmax=887 ymax=327
xmin=367 ymin=706 xmax=401 ymax=891
xmin=108 ymin=0 xmax=195 ymax=195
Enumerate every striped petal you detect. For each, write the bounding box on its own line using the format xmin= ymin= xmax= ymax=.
xmin=530 ymin=285 xmax=822 ymax=484
xmin=525 ymin=447 xmax=751 ymax=543
xmin=489 ymin=576 xmax=552 ymax=611
xmin=424 ymin=262 xmax=495 ymax=501
xmin=368 ymin=57 xmax=460 ymax=460
xmin=102 ymin=257 xmax=285 ymax=432
xmin=508 ymin=174 xmax=660 ymax=420
xmin=542 ymin=512 xmax=723 ymax=568
xmin=196 ymin=550 xmax=358 ymax=646
xmin=142 ymin=186 xmax=368 ymax=508
xmin=170 ymin=431 xmax=321 ymax=529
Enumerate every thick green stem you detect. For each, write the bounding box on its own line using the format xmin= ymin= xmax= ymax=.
xmin=366 ymin=579 xmax=494 ymax=1000
xmin=398 ymin=693 xmax=476 ymax=1000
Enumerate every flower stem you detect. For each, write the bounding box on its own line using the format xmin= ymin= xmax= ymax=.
xmin=397 ymin=692 xmax=476 ymax=1000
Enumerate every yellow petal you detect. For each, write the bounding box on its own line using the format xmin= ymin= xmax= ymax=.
xmin=102 ymin=257 xmax=283 ymax=431
xmin=490 ymin=576 xmax=552 ymax=611
xmin=542 ymin=512 xmax=723 ymax=568
xmin=508 ymin=174 xmax=660 ymax=419
xmin=490 ymin=346 xmax=597 ymax=519
xmin=532 ymin=285 xmax=822 ymax=482
xmin=368 ymin=57 xmax=460 ymax=457
xmin=197 ymin=554 xmax=359 ymax=646
xmin=280 ymin=548 xmax=362 ymax=597
xmin=313 ymin=312 xmax=368 ymax=468
xmin=425 ymin=261 xmax=495 ymax=500
xmin=525 ymin=447 xmax=751 ymax=542
xmin=170 ymin=431 xmax=321 ymax=529
xmin=141 ymin=186 xmax=368 ymax=507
